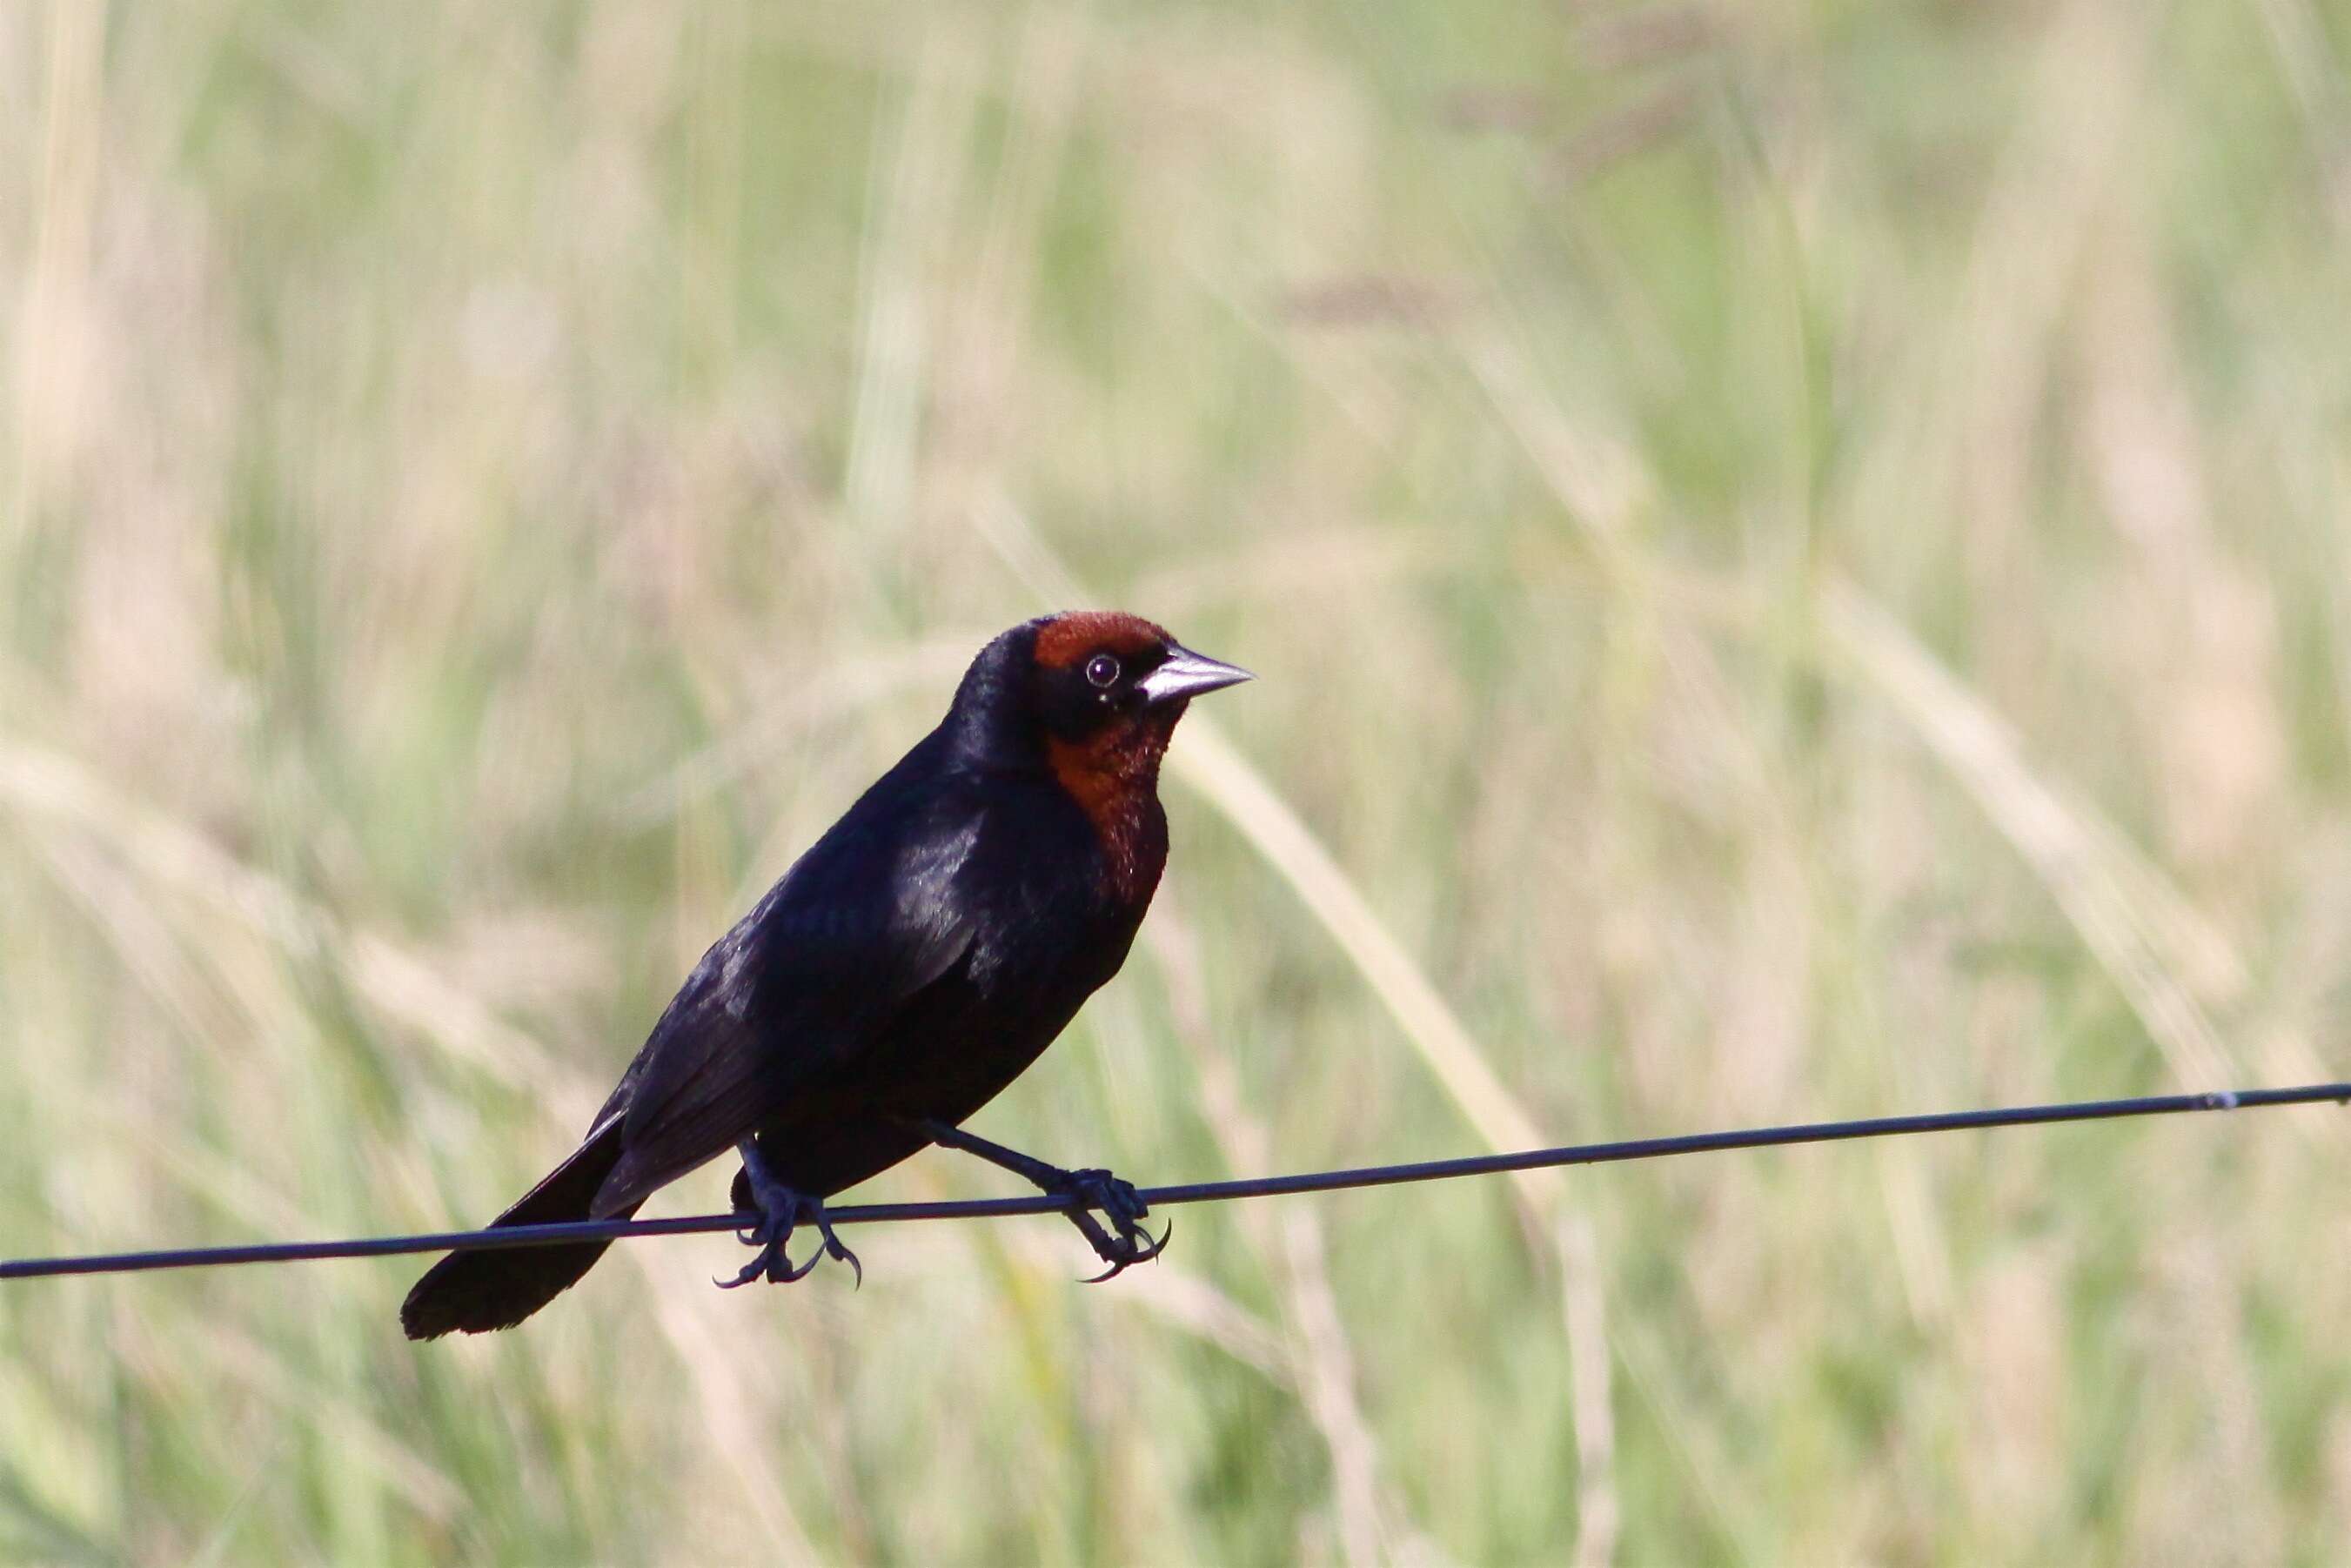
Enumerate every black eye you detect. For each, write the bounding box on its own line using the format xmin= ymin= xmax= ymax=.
xmin=1085 ymin=653 xmax=1122 ymax=689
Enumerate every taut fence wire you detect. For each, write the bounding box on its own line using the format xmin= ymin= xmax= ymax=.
xmin=3 ymin=1082 xmax=2345 ymax=1282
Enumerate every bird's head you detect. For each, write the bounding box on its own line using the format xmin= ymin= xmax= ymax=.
xmin=948 ymin=611 xmax=1252 ymax=797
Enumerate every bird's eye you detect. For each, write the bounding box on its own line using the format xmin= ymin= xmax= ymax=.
xmin=1085 ymin=653 xmax=1122 ymax=689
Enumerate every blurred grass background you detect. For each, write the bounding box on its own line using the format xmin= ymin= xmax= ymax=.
xmin=6 ymin=0 xmax=2351 ymax=1561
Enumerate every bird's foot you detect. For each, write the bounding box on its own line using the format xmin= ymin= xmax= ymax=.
xmin=1048 ymin=1167 xmax=1169 ymax=1283
xmin=718 ymin=1161 xmax=860 ymax=1290
xmin=906 ymin=1119 xmax=1169 ymax=1283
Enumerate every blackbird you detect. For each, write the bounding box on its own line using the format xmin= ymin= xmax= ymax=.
xmin=401 ymin=612 xmax=1251 ymax=1337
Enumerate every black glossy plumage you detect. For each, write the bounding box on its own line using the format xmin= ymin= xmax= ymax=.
xmin=401 ymin=615 xmax=1240 ymax=1338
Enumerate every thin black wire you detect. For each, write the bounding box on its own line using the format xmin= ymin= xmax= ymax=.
xmin=3 ymin=1082 xmax=2344 ymax=1282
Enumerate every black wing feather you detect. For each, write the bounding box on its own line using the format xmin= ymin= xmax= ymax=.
xmin=590 ymin=774 xmax=981 ymax=1214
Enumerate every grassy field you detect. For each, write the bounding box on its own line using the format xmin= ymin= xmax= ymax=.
xmin=7 ymin=0 xmax=2351 ymax=1562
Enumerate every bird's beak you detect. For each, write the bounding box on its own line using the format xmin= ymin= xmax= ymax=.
xmin=1139 ymin=645 xmax=1255 ymax=707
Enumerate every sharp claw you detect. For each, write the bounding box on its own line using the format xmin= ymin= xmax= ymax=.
xmin=802 ymin=1234 xmax=854 ymax=1285
xmin=717 ymin=1250 xmax=772 ymax=1290
xmin=824 ymin=1232 xmax=863 ymax=1289
xmin=1062 ymin=1172 xmax=1168 ymax=1282
xmin=799 ymin=1204 xmax=863 ymax=1287
xmin=1079 ymin=1230 xmax=1164 ymax=1284
xmin=720 ymin=1176 xmax=855 ymax=1290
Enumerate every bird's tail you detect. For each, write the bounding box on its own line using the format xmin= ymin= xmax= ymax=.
xmin=401 ymin=1116 xmax=640 ymax=1339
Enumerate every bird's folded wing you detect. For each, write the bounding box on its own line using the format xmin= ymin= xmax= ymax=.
xmin=591 ymin=805 xmax=981 ymax=1215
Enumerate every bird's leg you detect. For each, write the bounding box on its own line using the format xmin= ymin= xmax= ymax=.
xmin=718 ymin=1138 xmax=861 ymax=1290
xmin=910 ymin=1118 xmax=1168 ymax=1282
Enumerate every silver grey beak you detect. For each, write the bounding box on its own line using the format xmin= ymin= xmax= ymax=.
xmin=1139 ymin=645 xmax=1254 ymax=706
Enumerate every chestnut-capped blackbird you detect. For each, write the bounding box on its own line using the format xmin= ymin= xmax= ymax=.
xmin=400 ymin=612 xmax=1251 ymax=1338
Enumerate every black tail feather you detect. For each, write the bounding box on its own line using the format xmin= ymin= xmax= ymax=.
xmin=402 ymin=1119 xmax=637 ymax=1339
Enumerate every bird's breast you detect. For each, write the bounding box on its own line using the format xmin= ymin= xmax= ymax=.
xmin=1042 ymin=744 xmax=1169 ymax=911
